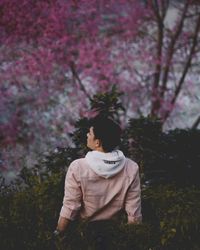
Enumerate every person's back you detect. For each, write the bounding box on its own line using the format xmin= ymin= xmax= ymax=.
xmin=60 ymin=155 xmax=141 ymax=223
xmin=55 ymin=116 xmax=142 ymax=248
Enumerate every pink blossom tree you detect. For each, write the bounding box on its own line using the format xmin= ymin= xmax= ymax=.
xmin=0 ymin=0 xmax=200 ymax=174
xmin=114 ymin=0 xmax=200 ymax=129
xmin=0 ymin=0 xmax=146 ymax=173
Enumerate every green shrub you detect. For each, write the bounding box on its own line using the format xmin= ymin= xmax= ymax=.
xmin=1 ymin=173 xmax=200 ymax=250
xmin=123 ymin=117 xmax=200 ymax=187
xmin=142 ymin=185 xmax=200 ymax=250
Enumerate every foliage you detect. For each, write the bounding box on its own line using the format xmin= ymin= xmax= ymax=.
xmin=161 ymin=128 xmax=200 ymax=186
xmin=1 ymin=173 xmax=200 ymax=249
xmin=122 ymin=116 xmax=163 ymax=173
xmin=68 ymin=85 xmax=125 ymax=157
xmin=122 ymin=117 xmax=200 ymax=187
xmin=0 ymin=172 xmax=64 ymax=250
xmin=90 ymin=85 xmax=125 ymax=122
xmin=142 ymin=185 xmax=200 ymax=250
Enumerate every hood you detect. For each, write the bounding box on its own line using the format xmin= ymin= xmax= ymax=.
xmin=85 ymin=150 xmax=126 ymax=179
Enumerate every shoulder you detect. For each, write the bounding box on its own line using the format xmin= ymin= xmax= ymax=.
xmin=67 ymin=158 xmax=88 ymax=173
xmin=68 ymin=157 xmax=98 ymax=178
xmin=65 ymin=158 xmax=86 ymax=180
xmin=125 ymin=158 xmax=139 ymax=176
xmin=126 ymin=157 xmax=139 ymax=168
xmin=68 ymin=158 xmax=84 ymax=169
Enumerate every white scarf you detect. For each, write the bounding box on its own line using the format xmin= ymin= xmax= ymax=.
xmin=85 ymin=150 xmax=126 ymax=179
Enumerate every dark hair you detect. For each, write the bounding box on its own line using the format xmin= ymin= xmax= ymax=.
xmin=90 ymin=116 xmax=122 ymax=152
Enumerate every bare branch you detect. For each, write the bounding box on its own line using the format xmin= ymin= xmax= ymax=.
xmin=160 ymin=0 xmax=189 ymax=98
xmin=192 ymin=115 xmax=200 ymax=129
xmin=150 ymin=1 xmax=166 ymax=116
xmin=69 ymin=61 xmax=91 ymax=100
xmin=153 ymin=22 xmax=163 ymax=89
xmin=163 ymin=12 xmax=200 ymax=122
xmin=161 ymin=0 xmax=170 ymax=20
xmin=171 ymin=14 xmax=200 ymax=104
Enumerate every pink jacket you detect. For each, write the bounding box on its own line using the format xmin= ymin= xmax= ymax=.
xmin=60 ymin=156 xmax=142 ymax=223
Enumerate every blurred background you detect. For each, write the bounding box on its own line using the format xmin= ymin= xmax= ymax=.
xmin=0 ymin=0 xmax=200 ymax=180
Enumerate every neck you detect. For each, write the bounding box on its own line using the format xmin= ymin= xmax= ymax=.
xmin=94 ymin=147 xmax=105 ymax=153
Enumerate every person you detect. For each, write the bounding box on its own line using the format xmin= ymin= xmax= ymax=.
xmin=54 ymin=116 xmax=142 ymax=243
